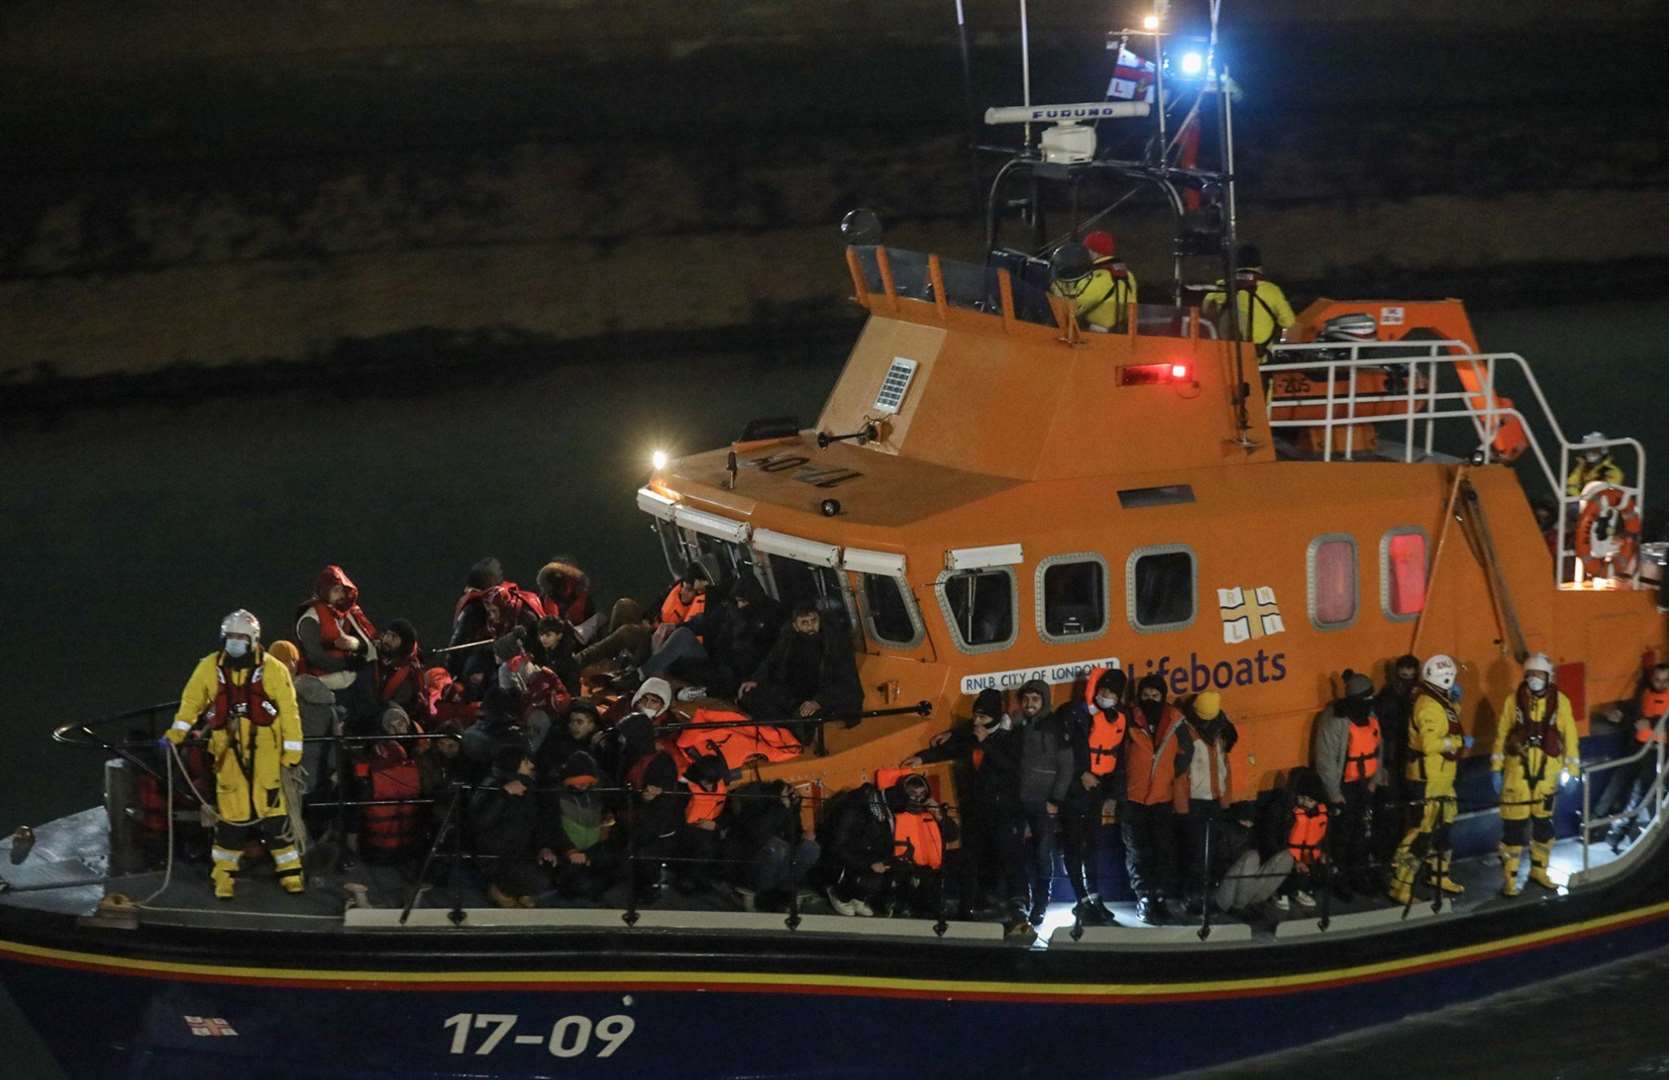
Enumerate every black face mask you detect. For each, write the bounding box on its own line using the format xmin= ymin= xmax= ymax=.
xmin=1139 ymin=698 xmax=1164 ymax=723
xmin=1342 ymin=697 xmax=1371 ymax=722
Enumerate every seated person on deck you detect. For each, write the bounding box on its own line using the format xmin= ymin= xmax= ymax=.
xmin=738 ymin=603 xmax=863 ymax=742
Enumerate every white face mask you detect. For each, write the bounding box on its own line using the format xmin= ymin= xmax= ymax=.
xmin=224 ymin=638 xmax=250 ymax=658
xmin=1526 ymin=674 xmax=1548 ymax=693
xmin=1094 ymin=694 xmax=1118 ymax=710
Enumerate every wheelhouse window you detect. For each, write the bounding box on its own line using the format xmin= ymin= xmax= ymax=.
xmin=1308 ymin=534 xmax=1358 ymax=629
xmin=1127 ymin=546 xmax=1196 ymax=632
xmin=940 ymin=569 xmax=1016 ymax=651
xmin=859 ymin=574 xmax=922 ymax=648
xmin=763 ymin=554 xmax=857 ymax=643
xmin=1037 ymin=554 xmax=1108 ymax=642
xmin=1382 ymin=528 xmax=1428 ymax=619
xmin=652 ymin=520 xmax=688 ymax=578
xmin=693 ymin=532 xmax=763 ymax=592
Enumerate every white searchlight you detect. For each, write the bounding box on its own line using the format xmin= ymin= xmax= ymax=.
xmin=983 ymin=101 xmax=1151 ymax=164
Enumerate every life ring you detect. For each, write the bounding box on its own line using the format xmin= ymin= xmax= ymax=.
xmin=1575 ymin=481 xmax=1640 ymax=577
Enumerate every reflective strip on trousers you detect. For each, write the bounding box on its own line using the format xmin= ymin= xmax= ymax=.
xmin=272 ymin=848 xmax=301 ymax=868
xmin=211 ymin=847 xmax=240 ymax=866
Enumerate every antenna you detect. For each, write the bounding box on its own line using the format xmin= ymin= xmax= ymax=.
xmin=985 ymin=102 xmax=1151 ymax=164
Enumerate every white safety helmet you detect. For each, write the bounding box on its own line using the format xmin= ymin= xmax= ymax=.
xmin=1422 ymin=654 xmax=1457 ymax=691
xmin=1581 ymin=432 xmax=1608 ymax=462
xmin=1523 ymin=653 xmax=1555 ymax=679
xmin=219 ymin=609 xmax=262 ymax=643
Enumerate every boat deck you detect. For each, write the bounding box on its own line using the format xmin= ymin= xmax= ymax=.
xmin=0 ymin=806 xmax=1632 ymax=947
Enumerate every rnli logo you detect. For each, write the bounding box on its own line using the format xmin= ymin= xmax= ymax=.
xmin=184 ymin=1016 xmax=239 ymax=1037
xmin=1218 ymin=586 xmax=1285 ymax=644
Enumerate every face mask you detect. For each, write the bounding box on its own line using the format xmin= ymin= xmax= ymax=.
xmin=224 ymin=638 xmax=250 ymax=658
xmin=1448 ymin=684 xmax=1464 ymax=704
xmin=1526 ymin=675 xmax=1548 ymax=694
xmin=1094 ymin=694 xmax=1117 ymax=710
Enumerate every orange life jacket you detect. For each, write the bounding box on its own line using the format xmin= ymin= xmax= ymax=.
xmin=1287 ymin=803 xmax=1329 ymax=866
xmin=1344 ymin=714 xmax=1381 ymax=783
xmin=1637 ymin=688 xmax=1669 ymax=743
xmin=208 ymin=658 xmax=279 ymax=729
xmin=893 ymin=808 xmax=944 ymax=870
xmin=676 ymin=708 xmax=801 ymax=770
xmin=362 ymin=754 xmax=423 ymax=859
xmin=1122 ymin=704 xmax=1188 ymax=808
xmin=685 ymin=779 xmax=728 ymax=824
xmin=1081 ymin=666 xmax=1127 ymax=777
xmin=660 ymin=585 xmax=707 ymax=627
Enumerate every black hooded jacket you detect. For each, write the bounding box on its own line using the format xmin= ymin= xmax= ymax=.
xmin=750 ymin=621 xmax=863 ymax=718
xmin=469 ymin=765 xmax=549 ymax=863
xmin=823 ymin=784 xmax=896 ymax=874
xmin=685 ymin=577 xmax=784 ymax=683
xmin=916 ymin=724 xmax=1022 ymax=816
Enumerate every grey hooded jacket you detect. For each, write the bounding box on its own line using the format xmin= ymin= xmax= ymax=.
xmin=1015 ymin=678 xmax=1074 ymax=806
xmin=1312 ymin=701 xmax=1386 ymax=804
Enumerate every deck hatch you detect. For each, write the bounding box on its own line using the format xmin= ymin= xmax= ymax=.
xmin=1117 ymin=485 xmax=1195 ymax=509
xmin=872 ymin=356 xmax=919 ymax=415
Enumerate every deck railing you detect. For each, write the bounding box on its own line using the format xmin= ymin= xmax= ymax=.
xmin=1264 ymin=341 xmax=1648 ymax=589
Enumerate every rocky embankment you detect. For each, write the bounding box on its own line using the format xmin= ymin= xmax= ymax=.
xmin=1 ymin=2 xmax=1664 ymax=402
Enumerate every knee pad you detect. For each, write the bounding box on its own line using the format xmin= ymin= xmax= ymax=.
xmin=1432 ymin=822 xmax=1453 ymax=852
xmin=1501 ymin=817 xmax=1529 ymax=847
xmin=1531 ymin=816 xmax=1556 ymax=845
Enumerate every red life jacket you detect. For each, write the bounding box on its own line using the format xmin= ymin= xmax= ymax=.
xmin=136 ymin=744 xmax=209 ymax=836
xmin=298 ymin=599 xmax=376 ymax=676
xmin=685 ymin=779 xmax=728 ymax=824
xmin=1637 ymin=688 xmax=1669 ymax=743
xmin=1287 ymin=803 xmax=1329 ymax=866
xmin=208 ymin=658 xmax=279 ymax=729
xmin=362 ymin=753 xmax=423 ymax=859
xmin=1344 ymin=714 xmax=1381 ymax=783
xmin=1506 ymin=687 xmax=1567 ymax=760
xmin=893 ymin=808 xmax=944 ymax=870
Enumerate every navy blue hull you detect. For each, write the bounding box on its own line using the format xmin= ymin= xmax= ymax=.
xmin=7 ymin=894 xmax=1669 ymax=1080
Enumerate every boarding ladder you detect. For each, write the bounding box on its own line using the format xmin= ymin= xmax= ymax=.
xmin=1263 ymin=340 xmax=1648 ymax=590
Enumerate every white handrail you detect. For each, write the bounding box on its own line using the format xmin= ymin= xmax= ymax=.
xmin=1579 ymin=718 xmax=1667 ymax=873
xmin=1264 ymin=343 xmax=1648 ymax=589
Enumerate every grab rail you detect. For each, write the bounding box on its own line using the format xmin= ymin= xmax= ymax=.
xmin=1579 ymin=719 xmax=1667 ymax=873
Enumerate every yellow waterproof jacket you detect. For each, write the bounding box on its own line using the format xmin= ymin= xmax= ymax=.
xmin=169 ymin=650 xmax=303 ymax=824
xmin=1565 ymin=457 xmax=1625 ymax=497
xmin=1051 ymin=267 xmax=1138 ymax=330
xmin=1491 ymin=688 xmax=1580 ymax=798
xmin=1406 ymin=689 xmax=1462 ymax=794
xmin=1204 ymin=275 xmax=1296 ymax=348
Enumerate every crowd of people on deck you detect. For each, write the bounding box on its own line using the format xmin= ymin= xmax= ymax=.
xmin=158 ymin=557 xmax=1666 ymax=930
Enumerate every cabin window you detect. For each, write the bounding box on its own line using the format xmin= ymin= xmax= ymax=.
xmin=1381 ymin=528 xmax=1429 ymax=620
xmin=858 ymin=573 xmax=924 ymax=649
xmin=693 ymin=531 xmax=764 ymax=592
xmin=1036 ymin=554 xmax=1109 ymax=643
xmin=937 ymin=568 xmax=1017 ymax=653
xmin=1127 ymin=545 xmax=1197 ymax=633
xmin=653 ymin=520 xmax=689 ymax=578
xmin=763 ymin=554 xmax=859 ymax=645
xmin=1308 ymin=534 xmax=1359 ymax=629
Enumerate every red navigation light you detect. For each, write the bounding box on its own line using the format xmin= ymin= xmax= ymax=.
xmin=1169 ymin=362 xmax=1191 ymax=381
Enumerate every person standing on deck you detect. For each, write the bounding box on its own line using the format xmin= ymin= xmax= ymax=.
xmin=1059 ymin=669 xmax=1127 ymax=925
xmin=168 ymin=610 xmax=305 ymax=899
xmin=1313 ymin=670 xmax=1385 ymax=898
xmin=1122 ymin=674 xmax=1194 ymax=925
xmin=1015 ymin=680 xmax=1074 ymax=926
xmin=1178 ymin=691 xmax=1236 ymax=915
xmin=1388 ymin=655 xmax=1471 ymax=904
xmin=1374 ymin=654 xmax=1420 ymax=865
xmin=1202 ymin=243 xmax=1296 ymax=358
xmin=1565 ymin=432 xmax=1625 ymax=497
xmin=1492 ymin=653 xmax=1581 ymax=896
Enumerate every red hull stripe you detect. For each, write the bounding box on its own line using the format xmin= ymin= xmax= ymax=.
xmin=4 ymin=899 xmax=1669 ymax=1004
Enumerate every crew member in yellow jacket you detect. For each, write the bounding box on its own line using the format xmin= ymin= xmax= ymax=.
xmin=167 ymin=609 xmax=305 ymax=899
xmin=1389 ymin=654 xmax=1471 ymax=903
xmin=1491 ymin=653 xmax=1580 ymax=896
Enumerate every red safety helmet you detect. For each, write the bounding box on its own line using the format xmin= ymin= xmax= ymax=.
xmin=1083 ymin=230 xmax=1117 ymax=258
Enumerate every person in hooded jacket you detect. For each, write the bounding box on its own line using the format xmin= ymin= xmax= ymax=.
xmin=724 ymin=779 xmax=819 ymax=912
xmin=1266 ymin=767 xmax=1332 ymax=911
xmin=1213 ymin=798 xmax=1295 ymax=918
xmin=883 ymin=772 xmax=960 ymax=918
xmin=448 ymin=569 xmax=542 ymax=691
xmin=625 ymin=752 xmax=685 ymax=900
xmin=295 ymin=565 xmax=377 ymax=699
xmin=536 ymin=559 xmax=593 ymax=625
xmin=446 ymin=557 xmax=505 ymax=683
xmin=1312 ymin=670 xmax=1386 ymax=897
xmin=538 ymin=698 xmax=607 ymax=779
xmin=739 ymin=604 xmax=863 ymax=743
xmin=528 ymin=616 xmax=583 ymax=696
xmin=1058 ymin=670 xmax=1128 ymax=925
xmin=459 ymin=686 xmax=534 ymax=772
xmin=353 ymin=618 xmax=427 ymax=727
xmin=1374 ymin=654 xmax=1420 ymax=835
xmin=818 ymin=782 xmax=895 ymax=916
xmin=603 ymin=678 xmax=674 ymax=787
xmin=539 ymin=750 xmax=619 ymax=902
xmin=470 ymin=741 xmax=544 ymax=908
xmin=1178 ymin=691 xmax=1237 ymax=915
xmin=675 ymin=752 xmax=730 ymax=894
xmin=904 ymin=687 xmax=1026 ymax=921
xmin=1015 ymin=679 xmax=1074 ymax=925
xmin=1122 ymin=673 xmax=1195 ymax=924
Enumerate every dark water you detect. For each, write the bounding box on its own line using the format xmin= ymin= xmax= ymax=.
xmin=2 ymin=299 xmax=1668 ymax=1077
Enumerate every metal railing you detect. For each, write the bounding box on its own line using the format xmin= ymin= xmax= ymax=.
xmin=1263 ymin=341 xmax=1648 ymax=588
xmin=1579 ymin=720 xmax=1668 ymax=873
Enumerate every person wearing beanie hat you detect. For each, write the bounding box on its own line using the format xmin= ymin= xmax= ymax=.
xmin=1122 ymin=673 xmax=1194 ymax=924
xmin=1014 ymin=679 xmax=1074 ymax=926
xmin=627 ymin=752 xmax=687 ymax=899
xmin=1312 ymin=669 xmax=1386 ymax=899
xmin=469 ymin=741 xmax=543 ymax=908
xmin=542 ymin=750 xmax=620 ymax=901
xmin=1057 ymin=668 xmax=1128 ymax=926
xmin=267 ymin=639 xmax=301 ymax=672
xmin=1178 ymin=691 xmax=1239 ymax=915
xmin=357 ymin=617 xmax=427 ymax=726
xmin=1372 ymin=654 xmax=1421 ymax=865
xmin=1269 ymin=767 xmax=1332 ymax=912
xmin=902 ymin=689 xmax=1025 ymax=924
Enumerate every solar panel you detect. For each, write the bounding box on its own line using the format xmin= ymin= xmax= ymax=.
xmin=873 ymin=356 xmax=918 ymax=414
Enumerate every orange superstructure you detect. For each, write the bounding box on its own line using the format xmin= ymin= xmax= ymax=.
xmin=641 ymin=248 xmax=1665 ymax=803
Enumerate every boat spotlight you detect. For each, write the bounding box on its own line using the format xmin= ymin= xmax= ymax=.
xmin=1179 ymin=51 xmax=1205 ymax=77
xmin=651 ymin=449 xmax=669 ymax=471
xmin=1142 ymin=14 xmax=1161 ymax=31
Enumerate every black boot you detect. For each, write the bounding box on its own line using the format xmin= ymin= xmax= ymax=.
xmin=1072 ymin=898 xmax=1108 ymax=926
xmin=1136 ymin=896 xmax=1163 ymax=925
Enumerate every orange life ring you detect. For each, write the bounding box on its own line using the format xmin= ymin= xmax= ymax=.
xmin=1575 ymin=482 xmax=1640 ymax=577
